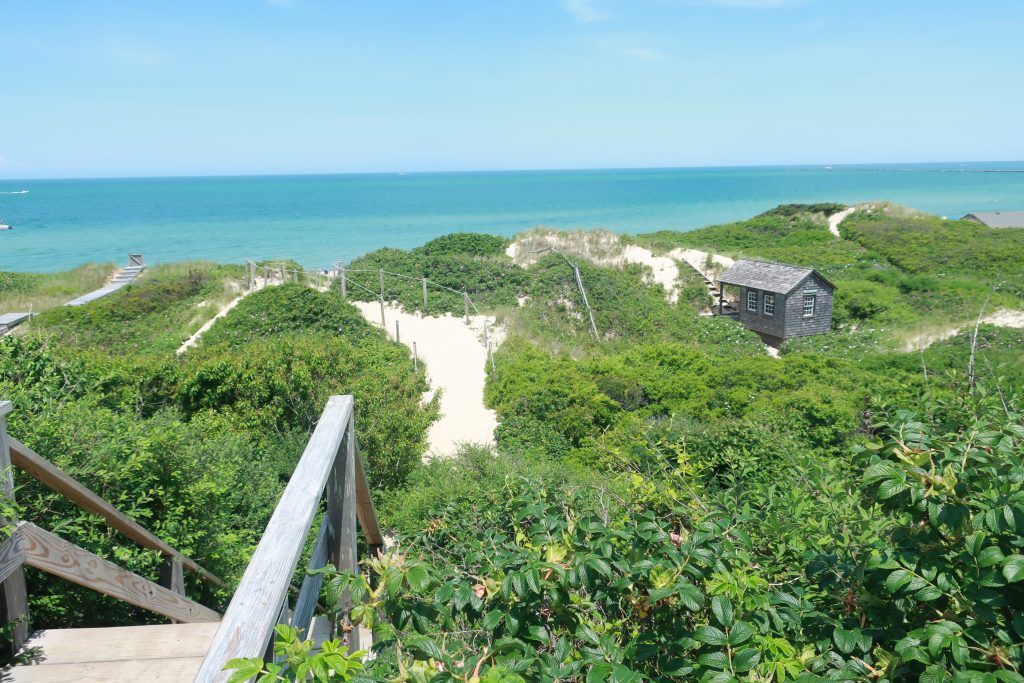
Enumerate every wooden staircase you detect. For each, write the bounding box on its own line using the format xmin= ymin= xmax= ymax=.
xmin=0 ymin=395 xmax=383 ymax=682
xmin=8 ymin=623 xmax=219 ymax=682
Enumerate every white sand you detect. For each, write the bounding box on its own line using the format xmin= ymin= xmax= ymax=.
xmin=828 ymin=207 xmax=857 ymax=238
xmin=353 ymin=301 xmax=499 ymax=458
xmin=668 ymin=248 xmax=735 ymax=278
xmin=507 ymin=231 xmax=684 ymax=302
xmin=176 ymin=276 xmax=280 ymax=355
xmin=905 ymin=309 xmax=1024 ymax=351
xmin=619 ymin=245 xmax=681 ymax=302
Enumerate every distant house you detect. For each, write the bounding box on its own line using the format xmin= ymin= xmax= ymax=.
xmin=717 ymin=260 xmax=835 ymax=341
xmin=961 ymin=211 xmax=1024 ymax=228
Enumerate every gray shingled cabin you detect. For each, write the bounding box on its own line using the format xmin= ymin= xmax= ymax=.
xmin=961 ymin=211 xmax=1024 ymax=228
xmin=716 ymin=260 xmax=835 ymax=341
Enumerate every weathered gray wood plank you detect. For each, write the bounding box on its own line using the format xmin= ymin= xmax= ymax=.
xmin=0 ymin=531 xmax=25 ymax=584
xmin=0 ymin=401 xmax=30 ymax=651
xmin=7 ymin=436 xmax=223 ymax=587
xmin=12 ymin=622 xmax=219 ymax=666
xmin=193 ymin=395 xmax=354 ymax=683
xmin=292 ymin=517 xmax=329 ymax=639
xmin=19 ymin=522 xmax=219 ymax=624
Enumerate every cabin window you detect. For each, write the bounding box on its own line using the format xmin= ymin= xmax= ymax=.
xmin=746 ymin=290 xmax=758 ymax=312
xmin=763 ymin=294 xmax=775 ymax=316
xmin=803 ymin=294 xmax=816 ymax=317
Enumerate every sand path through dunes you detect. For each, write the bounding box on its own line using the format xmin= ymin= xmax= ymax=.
xmin=667 ymin=248 xmax=735 ymax=278
xmin=176 ymin=275 xmax=281 ymax=355
xmin=352 ymin=302 xmax=500 ymax=458
xmin=828 ymin=207 xmax=857 ymax=238
xmin=905 ymin=309 xmax=1024 ymax=351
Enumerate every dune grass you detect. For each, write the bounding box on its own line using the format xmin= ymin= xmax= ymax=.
xmin=29 ymin=261 xmax=243 ymax=355
xmin=0 ymin=263 xmax=116 ymax=316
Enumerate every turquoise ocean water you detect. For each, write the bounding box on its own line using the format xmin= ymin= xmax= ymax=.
xmin=2 ymin=163 xmax=1023 ymax=273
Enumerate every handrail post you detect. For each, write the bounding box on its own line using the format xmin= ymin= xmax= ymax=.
xmin=326 ymin=412 xmax=360 ymax=650
xmin=463 ymin=292 xmax=469 ymax=323
xmin=0 ymin=401 xmax=29 ymax=653
xmin=340 ymin=263 xmax=347 ymax=298
xmin=422 ymin=277 xmax=428 ymax=312
xmin=160 ymin=555 xmax=186 ymax=623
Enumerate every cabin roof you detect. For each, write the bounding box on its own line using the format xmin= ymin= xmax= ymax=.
xmin=717 ymin=259 xmax=835 ymax=294
xmin=961 ymin=211 xmax=1024 ymax=228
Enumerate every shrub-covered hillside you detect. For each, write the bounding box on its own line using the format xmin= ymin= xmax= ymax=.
xmin=630 ymin=204 xmax=1024 ymax=356
xmin=0 ymin=275 xmax=434 ymax=628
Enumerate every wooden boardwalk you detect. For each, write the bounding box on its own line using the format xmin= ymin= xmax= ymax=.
xmin=65 ymin=255 xmax=146 ymax=307
xmin=0 ymin=312 xmax=33 ymax=335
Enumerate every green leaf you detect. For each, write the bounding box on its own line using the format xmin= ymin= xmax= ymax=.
xmin=977 ymin=546 xmax=1004 ymax=567
xmin=609 ymin=664 xmax=642 ymax=683
xmin=224 ymin=658 xmax=264 ymax=683
xmin=482 ymin=610 xmax=503 ymax=630
xmin=833 ymin=627 xmax=861 ymax=654
xmin=695 ymin=625 xmax=728 ymax=646
xmin=732 ymin=648 xmax=761 ymax=673
xmin=885 ymin=569 xmax=912 ymax=593
xmin=915 ymin=585 xmax=943 ymax=601
xmin=1003 ymin=555 xmax=1024 ymax=583
xmin=677 ymin=583 xmax=704 ymax=611
xmin=711 ymin=595 xmax=733 ymax=627
xmin=728 ymin=621 xmax=753 ymax=646
xmin=406 ymin=565 xmax=430 ymax=592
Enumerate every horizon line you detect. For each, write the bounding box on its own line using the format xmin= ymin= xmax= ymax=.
xmin=3 ymin=158 xmax=1024 ymax=183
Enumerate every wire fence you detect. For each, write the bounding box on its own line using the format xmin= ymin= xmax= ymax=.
xmin=243 ymin=259 xmax=497 ymax=376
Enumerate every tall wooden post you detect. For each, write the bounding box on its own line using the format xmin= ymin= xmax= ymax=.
xmin=395 ymin=321 xmax=400 ymax=343
xmin=378 ymin=269 xmax=385 ymax=302
xmin=379 ymin=298 xmax=386 ymax=328
xmin=413 ymin=342 xmax=418 ymax=372
xmin=326 ymin=415 xmax=359 ymax=649
xmin=463 ymin=293 xmax=470 ymax=323
xmin=0 ymin=401 xmax=29 ymax=653
xmin=422 ymin=278 xmax=428 ymax=313
xmin=340 ymin=265 xmax=347 ymax=298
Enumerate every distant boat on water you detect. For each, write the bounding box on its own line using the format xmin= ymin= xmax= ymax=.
xmin=0 ymin=222 xmax=13 ymax=230
xmin=0 ymin=190 xmax=28 ymax=195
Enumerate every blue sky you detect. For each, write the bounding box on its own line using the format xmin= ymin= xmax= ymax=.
xmin=2 ymin=0 xmax=1023 ymax=178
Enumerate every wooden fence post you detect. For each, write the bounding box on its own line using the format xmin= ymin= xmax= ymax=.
xmin=413 ymin=342 xmax=418 ymax=372
xmin=340 ymin=265 xmax=347 ymax=298
xmin=395 ymin=321 xmax=400 ymax=344
xmin=463 ymin=293 xmax=469 ymax=323
xmin=378 ymin=270 xmax=385 ymax=301
xmin=0 ymin=401 xmax=29 ymax=653
xmin=159 ymin=555 xmax=185 ymax=623
xmin=326 ymin=415 xmax=359 ymax=649
xmin=422 ymin=278 xmax=428 ymax=313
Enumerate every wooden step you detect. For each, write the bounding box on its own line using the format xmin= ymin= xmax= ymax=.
xmin=4 ymin=622 xmax=220 ymax=682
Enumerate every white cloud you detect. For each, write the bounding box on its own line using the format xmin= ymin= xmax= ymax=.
xmin=562 ymin=0 xmax=609 ymax=22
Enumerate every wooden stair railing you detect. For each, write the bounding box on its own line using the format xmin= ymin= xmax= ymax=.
xmin=0 ymin=400 xmax=224 ymax=653
xmin=193 ymin=395 xmax=384 ymax=683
